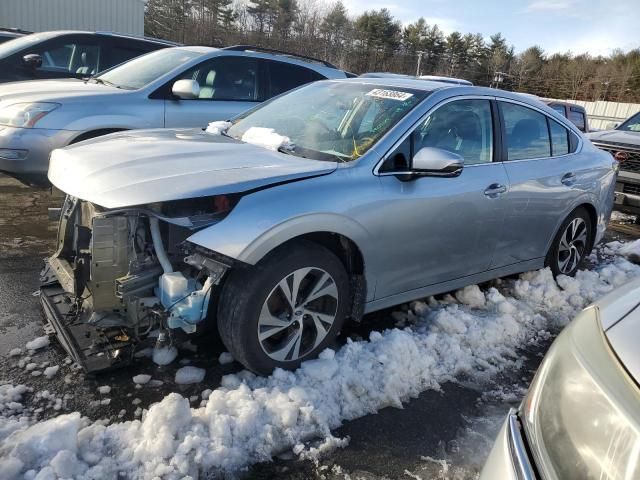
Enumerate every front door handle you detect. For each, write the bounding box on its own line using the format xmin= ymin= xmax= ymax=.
xmin=484 ymin=183 xmax=507 ymax=197
xmin=561 ymin=172 xmax=576 ymax=186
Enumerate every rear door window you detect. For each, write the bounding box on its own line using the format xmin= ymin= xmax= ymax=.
xmin=549 ymin=104 xmax=566 ymax=117
xmin=106 ymin=46 xmax=148 ymax=69
xmin=568 ymin=108 xmax=586 ymax=132
xmin=549 ymin=119 xmax=569 ymax=156
xmin=500 ymin=102 xmax=551 ymax=160
xmin=266 ymin=60 xmax=325 ymax=98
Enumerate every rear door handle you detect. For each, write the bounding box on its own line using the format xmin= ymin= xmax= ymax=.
xmin=484 ymin=183 xmax=507 ymax=197
xmin=561 ymin=172 xmax=576 ymax=186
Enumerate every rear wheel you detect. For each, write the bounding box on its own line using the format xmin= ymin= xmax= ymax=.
xmin=217 ymin=240 xmax=350 ymax=375
xmin=545 ymin=208 xmax=592 ymax=277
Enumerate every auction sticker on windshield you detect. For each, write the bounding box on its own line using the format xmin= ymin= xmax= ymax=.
xmin=366 ymin=89 xmax=414 ymax=101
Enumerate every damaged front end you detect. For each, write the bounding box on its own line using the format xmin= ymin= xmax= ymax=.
xmin=40 ymin=195 xmax=235 ymax=373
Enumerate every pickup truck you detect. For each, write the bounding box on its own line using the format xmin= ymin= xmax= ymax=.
xmin=588 ymin=111 xmax=640 ymax=218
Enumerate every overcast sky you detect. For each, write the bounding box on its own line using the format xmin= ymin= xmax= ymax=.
xmin=340 ymin=0 xmax=640 ymax=56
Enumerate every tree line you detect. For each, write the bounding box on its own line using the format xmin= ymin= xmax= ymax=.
xmin=144 ymin=0 xmax=640 ymax=103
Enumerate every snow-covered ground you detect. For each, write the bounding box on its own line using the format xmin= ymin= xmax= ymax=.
xmin=1 ymin=240 xmax=639 ymax=479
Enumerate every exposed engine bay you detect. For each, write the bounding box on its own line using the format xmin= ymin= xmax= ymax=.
xmin=39 ymin=195 xmax=236 ymax=372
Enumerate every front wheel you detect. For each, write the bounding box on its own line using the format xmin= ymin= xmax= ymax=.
xmin=217 ymin=240 xmax=350 ymax=375
xmin=545 ymin=208 xmax=592 ymax=277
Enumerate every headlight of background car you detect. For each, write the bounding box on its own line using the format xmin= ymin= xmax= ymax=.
xmin=520 ymin=306 xmax=640 ymax=480
xmin=0 ymin=102 xmax=60 ymax=128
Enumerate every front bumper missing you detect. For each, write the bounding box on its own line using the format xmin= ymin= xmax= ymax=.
xmin=40 ymin=262 xmax=136 ymax=373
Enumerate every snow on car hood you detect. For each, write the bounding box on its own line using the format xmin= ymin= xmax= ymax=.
xmin=48 ymin=128 xmax=337 ymax=208
xmin=587 ymin=129 xmax=640 ymax=146
xmin=0 ymin=78 xmax=121 ymax=105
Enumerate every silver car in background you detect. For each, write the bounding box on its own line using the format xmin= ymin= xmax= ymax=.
xmin=0 ymin=45 xmax=347 ymax=184
xmin=481 ymin=278 xmax=640 ymax=480
xmin=41 ymin=78 xmax=616 ymax=375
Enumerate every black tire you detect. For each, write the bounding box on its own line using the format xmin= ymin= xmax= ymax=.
xmin=217 ymin=240 xmax=350 ymax=375
xmin=545 ymin=207 xmax=593 ymax=277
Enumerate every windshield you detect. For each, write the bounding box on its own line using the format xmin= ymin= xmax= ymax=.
xmin=227 ymin=81 xmax=427 ymax=161
xmin=95 ymin=48 xmax=200 ymax=90
xmin=618 ymin=112 xmax=640 ymax=132
xmin=0 ymin=32 xmax=58 ymax=59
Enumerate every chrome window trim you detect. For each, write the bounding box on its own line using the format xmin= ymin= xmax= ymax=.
xmin=373 ymin=94 xmax=496 ymax=176
xmin=507 ymin=410 xmax=537 ymax=480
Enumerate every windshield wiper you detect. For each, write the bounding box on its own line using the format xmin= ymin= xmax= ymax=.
xmin=87 ymin=77 xmax=120 ymax=88
xmin=278 ymin=145 xmax=303 ymax=157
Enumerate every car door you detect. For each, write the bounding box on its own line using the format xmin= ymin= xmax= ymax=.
xmin=264 ymin=59 xmax=326 ymax=99
xmin=374 ymin=97 xmax=510 ymax=299
xmin=492 ymin=99 xmax=585 ymax=267
xmin=164 ymin=55 xmax=262 ymax=128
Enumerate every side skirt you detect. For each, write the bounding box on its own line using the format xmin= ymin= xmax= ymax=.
xmin=363 ymin=258 xmax=544 ymax=314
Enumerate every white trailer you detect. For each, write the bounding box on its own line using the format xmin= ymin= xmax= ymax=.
xmin=0 ymin=0 xmax=144 ymax=36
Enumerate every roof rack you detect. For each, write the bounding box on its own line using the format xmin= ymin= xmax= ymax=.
xmin=222 ymin=45 xmax=337 ymax=69
xmin=0 ymin=27 xmax=32 ymax=34
xmin=95 ymin=31 xmax=181 ymax=46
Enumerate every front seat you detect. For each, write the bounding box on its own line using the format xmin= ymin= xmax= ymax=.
xmin=75 ymin=52 xmax=96 ymax=76
xmin=199 ymin=71 xmax=216 ymax=99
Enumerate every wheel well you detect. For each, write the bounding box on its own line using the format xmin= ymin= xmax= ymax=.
xmin=293 ymin=232 xmax=364 ymax=276
xmin=70 ymin=128 xmax=127 ymax=144
xmin=277 ymin=232 xmax=366 ymax=321
xmin=576 ymin=203 xmax=598 ymax=251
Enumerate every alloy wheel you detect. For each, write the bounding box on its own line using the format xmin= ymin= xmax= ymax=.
xmin=257 ymin=267 xmax=339 ymax=362
xmin=557 ymin=217 xmax=588 ymax=274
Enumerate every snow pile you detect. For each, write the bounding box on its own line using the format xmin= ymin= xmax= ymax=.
xmin=205 ymin=120 xmax=232 ymax=135
xmin=1 ymin=246 xmax=639 ymax=478
xmin=152 ymin=345 xmax=178 ymax=366
xmin=43 ymin=366 xmax=59 ymax=380
xmin=97 ymin=386 xmax=111 ymax=395
xmin=132 ymin=374 xmax=151 ymax=385
xmin=241 ymin=127 xmax=294 ymax=152
xmin=619 ymin=239 xmax=640 ymax=263
xmin=175 ymin=366 xmax=206 ymax=385
xmin=25 ymin=336 xmax=49 ymax=351
xmin=218 ymin=352 xmax=234 ymax=365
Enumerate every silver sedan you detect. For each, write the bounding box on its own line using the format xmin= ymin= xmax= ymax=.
xmin=42 ymin=78 xmax=617 ymax=375
xmin=481 ymin=278 xmax=640 ymax=480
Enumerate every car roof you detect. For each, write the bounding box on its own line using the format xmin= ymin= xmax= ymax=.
xmin=546 ymin=99 xmax=585 ymax=110
xmin=16 ymin=30 xmax=179 ymax=46
xmin=164 ymin=45 xmax=346 ymax=76
xmin=339 ymin=76 xmax=455 ymax=91
xmin=332 ymin=78 xmax=578 ymax=119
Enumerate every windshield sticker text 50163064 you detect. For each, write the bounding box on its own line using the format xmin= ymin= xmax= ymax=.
xmin=366 ymin=89 xmax=414 ymax=101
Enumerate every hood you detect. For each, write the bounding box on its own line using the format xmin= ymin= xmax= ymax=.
xmin=599 ymin=278 xmax=640 ymax=385
xmin=0 ymin=78 xmax=120 ymax=105
xmin=587 ymin=129 xmax=640 ymax=147
xmin=48 ymin=129 xmax=337 ymax=208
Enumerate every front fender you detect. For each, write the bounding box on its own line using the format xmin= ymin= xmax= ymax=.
xmin=187 ymin=209 xmax=373 ymax=264
xmin=185 ymin=170 xmax=383 ymax=300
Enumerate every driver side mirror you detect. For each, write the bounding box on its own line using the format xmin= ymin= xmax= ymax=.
xmin=22 ymin=53 xmax=42 ymax=70
xmin=172 ymin=79 xmax=200 ymax=100
xmin=395 ymin=147 xmax=464 ymax=181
